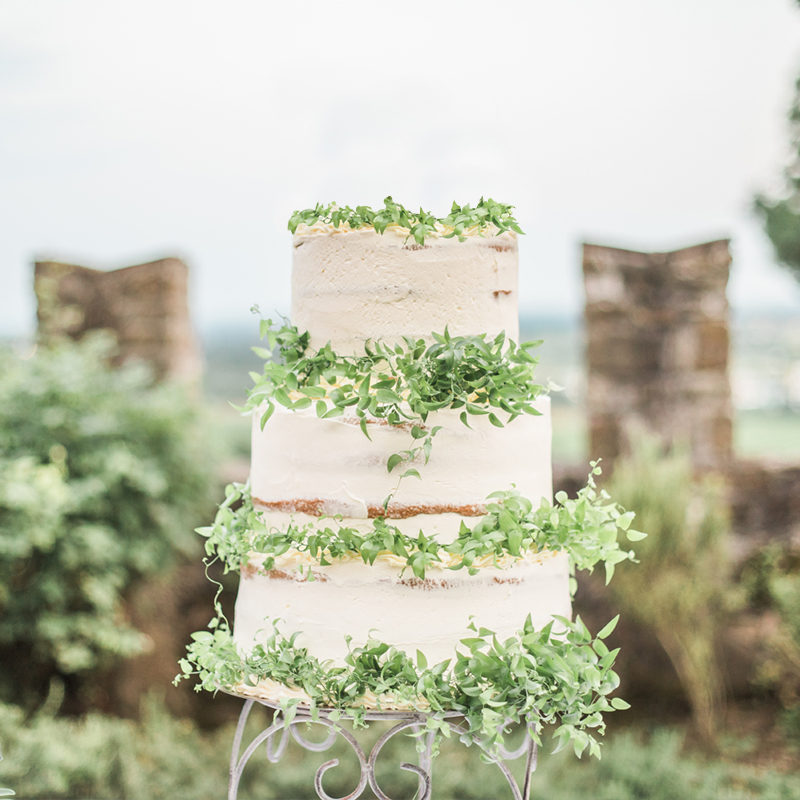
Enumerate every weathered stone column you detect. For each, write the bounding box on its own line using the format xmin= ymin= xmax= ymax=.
xmin=582 ymin=240 xmax=732 ymax=472
xmin=34 ymin=257 xmax=202 ymax=384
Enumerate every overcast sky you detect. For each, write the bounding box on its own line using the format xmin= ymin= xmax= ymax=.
xmin=3 ymin=0 xmax=800 ymax=338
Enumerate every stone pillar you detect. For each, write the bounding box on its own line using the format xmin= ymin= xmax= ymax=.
xmin=34 ymin=257 xmax=202 ymax=384
xmin=582 ymin=240 xmax=732 ymax=472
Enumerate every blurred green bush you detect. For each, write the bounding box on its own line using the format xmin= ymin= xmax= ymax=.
xmin=607 ymin=441 xmax=731 ymax=747
xmin=0 ymin=335 xmax=217 ymax=711
xmin=0 ymin=691 xmax=798 ymax=800
xmin=742 ymin=545 xmax=800 ymax=740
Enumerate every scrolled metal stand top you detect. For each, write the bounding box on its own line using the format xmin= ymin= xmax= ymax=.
xmin=226 ymin=690 xmax=537 ymax=800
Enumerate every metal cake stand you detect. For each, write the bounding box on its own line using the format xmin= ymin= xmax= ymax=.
xmin=227 ymin=692 xmax=537 ymax=800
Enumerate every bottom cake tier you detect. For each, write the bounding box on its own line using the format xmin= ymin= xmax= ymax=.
xmin=232 ymin=548 xmax=572 ymax=704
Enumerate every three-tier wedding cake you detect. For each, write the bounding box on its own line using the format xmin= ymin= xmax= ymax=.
xmin=181 ymin=199 xmax=640 ymax=756
xmin=235 ymin=219 xmax=571 ymax=688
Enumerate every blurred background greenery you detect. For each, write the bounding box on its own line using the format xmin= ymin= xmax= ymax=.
xmin=1 ymin=308 xmax=800 ymax=798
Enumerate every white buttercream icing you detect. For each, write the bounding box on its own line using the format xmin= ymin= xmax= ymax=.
xmin=233 ymin=550 xmax=571 ymax=668
xmin=250 ymin=398 xmax=552 ymax=520
xmin=291 ymin=227 xmax=519 ymax=355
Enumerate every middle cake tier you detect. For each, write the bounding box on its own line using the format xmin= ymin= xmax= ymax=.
xmin=251 ymin=396 xmax=552 ymax=530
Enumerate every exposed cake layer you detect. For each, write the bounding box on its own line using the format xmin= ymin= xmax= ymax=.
xmin=233 ymin=550 xmax=571 ymax=667
xmin=291 ymin=227 xmax=519 ymax=355
xmin=250 ymin=398 xmax=552 ymax=519
xmin=249 ymin=509 xmax=476 ymax=546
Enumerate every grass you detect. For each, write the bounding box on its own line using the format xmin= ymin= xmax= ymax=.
xmin=548 ymin=406 xmax=800 ymax=466
xmin=735 ymin=408 xmax=800 ymax=460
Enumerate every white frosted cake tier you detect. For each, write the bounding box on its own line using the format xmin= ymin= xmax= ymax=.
xmin=250 ymin=397 xmax=552 ymax=520
xmin=233 ymin=549 xmax=572 ymax=668
xmin=291 ymin=227 xmax=519 ymax=355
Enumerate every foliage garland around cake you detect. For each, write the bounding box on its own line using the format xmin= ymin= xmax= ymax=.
xmin=177 ymin=610 xmax=628 ymax=759
xmin=200 ymin=463 xmax=644 ymax=587
xmin=288 ymin=196 xmax=524 ymax=244
xmin=245 ymin=313 xmax=546 ymax=504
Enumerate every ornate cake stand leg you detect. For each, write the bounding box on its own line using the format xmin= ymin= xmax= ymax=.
xmin=520 ymin=718 xmax=538 ymax=800
xmin=228 ymin=705 xmax=298 ymax=800
xmin=444 ymin=715 xmax=537 ymax=800
xmin=228 ymin=702 xmax=370 ymax=800
xmin=310 ymin=717 xmax=369 ymax=800
xmin=228 ymin=699 xmax=255 ymax=800
xmin=492 ymin=716 xmax=537 ymax=800
xmin=367 ymin=720 xmax=432 ymax=800
xmin=412 ymin=725 xmax=436 ymax=782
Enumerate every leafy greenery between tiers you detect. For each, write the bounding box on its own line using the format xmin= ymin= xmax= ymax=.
xmin=199 ymin=464 xmax=644 ymax=585
xmin=287 ymin=196 xmax=524 ymax=244
xmin=245 ymin=316 xmax=545 ymax=493
xmin=177 ymin=613 xmax=628 ymax=759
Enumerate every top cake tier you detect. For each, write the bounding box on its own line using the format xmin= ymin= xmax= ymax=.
xmin=291 ymin=226 xmax=519 ymax=355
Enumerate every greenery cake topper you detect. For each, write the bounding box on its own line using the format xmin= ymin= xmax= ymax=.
xmin=288 ymin=196 xmax=524 ymax=244
xmin=178 ymin=317 xmax=646 ymax=759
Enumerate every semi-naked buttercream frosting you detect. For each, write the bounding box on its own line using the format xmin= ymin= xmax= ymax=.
xmin=292 ymin=226 xmax=518 ymax=354
xmin=233 ymin=216 xmax=572 ymax=707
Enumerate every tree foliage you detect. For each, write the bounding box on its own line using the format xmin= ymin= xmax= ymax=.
xmin=0 ymin=334 xmax=217 ymax=710
xmin=755 ymin=66 xmax=800 ymax=283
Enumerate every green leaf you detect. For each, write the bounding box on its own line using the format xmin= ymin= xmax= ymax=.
xmin=260 ymin=402 xmax=275 ymax=429
xmin=616 ymin=511 xmax=635 ymax=531
xmin=597 ymin=615 xmax=619 ymax=640
xmin=274 ymin=388 xmax=292 ymax=407
xmin=376 ymin=389 xmax=402 ymax=405
xmin=387 ymin=454 xmax=403 ymax=473
xmin=610 ymin=697 xmax=631 ymax=710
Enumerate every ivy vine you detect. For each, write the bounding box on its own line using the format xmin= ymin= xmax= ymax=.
xmin=199 ymin=463 xmax=643 ymax=586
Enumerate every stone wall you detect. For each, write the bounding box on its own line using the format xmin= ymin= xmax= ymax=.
xmin=583 ymin=240 xmax=733 ymax=471
xmin=34 ymin=257 xmax=202 ymax=384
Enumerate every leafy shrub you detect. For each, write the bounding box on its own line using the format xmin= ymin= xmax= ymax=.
xmin=742 ymin=546 xmax=800 ymax=739
xmin=0 ymin=335 xmax=217 ymax=710
xmin=607 ymin=441 xmax=731 ymax=746
xmin=0 ymin=694 xmax=798 ymax=799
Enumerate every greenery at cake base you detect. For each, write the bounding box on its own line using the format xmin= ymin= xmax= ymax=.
xmin=176 ymin=612 xmax=627 ymax=759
